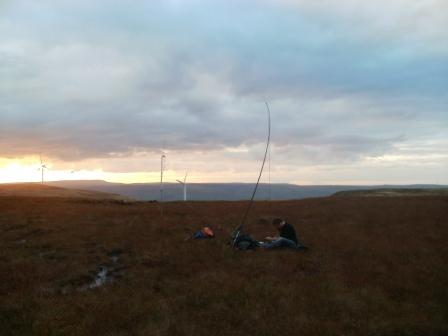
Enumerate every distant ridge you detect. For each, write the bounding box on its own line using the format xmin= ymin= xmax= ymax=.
xmin=0 ymin=183 xmax=133 ymax=201
xmin=39 ymin=180 xmax=448 ymax=201
xmin=333 ymin=188 xmax=448 ymax=197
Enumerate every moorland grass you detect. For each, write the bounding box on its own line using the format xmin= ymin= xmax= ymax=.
xmin=1 ymin=196 xmax=447 ymax=335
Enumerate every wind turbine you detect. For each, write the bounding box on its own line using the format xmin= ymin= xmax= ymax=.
xmin=176 ymin=171 xmax=188 ymax=201
xmin=38 ymin=154 xmax=48 ymax=184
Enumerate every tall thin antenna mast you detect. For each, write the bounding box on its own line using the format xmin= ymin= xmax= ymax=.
xmin=232 ymin=102 xmax=271 ymax=245
xmin=160 ymin=154 xmax=166 ymax=202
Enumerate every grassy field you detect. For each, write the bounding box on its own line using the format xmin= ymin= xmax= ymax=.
xmin=1 ymin=195 xmax=447 ymax=335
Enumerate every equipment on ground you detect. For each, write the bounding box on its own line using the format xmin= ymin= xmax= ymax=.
xmin=186 ymin=227 xmax=215 ymax=240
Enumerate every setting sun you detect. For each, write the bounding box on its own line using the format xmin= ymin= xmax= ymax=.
xmin=0 ymin=156 xmax=172 ymax=184
xmin=0 ymin=158 xmax=41 ymax=183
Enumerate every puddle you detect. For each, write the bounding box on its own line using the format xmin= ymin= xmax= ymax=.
xmin=79 ymin=251 xmax=125 ymax=291
xmin=89 ymin=266 xmax=109 ymax=289
xmin=58 ymin=248 xmax=127 ymax=293
xmin=76 ymin=265 xmax=112 ymax=291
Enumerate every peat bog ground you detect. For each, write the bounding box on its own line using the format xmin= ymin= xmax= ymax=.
xmin=1 ymin=196 xmax=447 ymax=335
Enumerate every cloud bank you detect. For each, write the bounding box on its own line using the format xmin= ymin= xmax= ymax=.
xmin=0 ymin=0 xmax=447 ymax=183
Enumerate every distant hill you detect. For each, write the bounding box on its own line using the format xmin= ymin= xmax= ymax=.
xmin=0 ymin=183 xmax=133 ymax=201
xmin=333 ymin=188 xmax=448 ymax=197
xmin=44 ymin=180 xmax=448 ymax=201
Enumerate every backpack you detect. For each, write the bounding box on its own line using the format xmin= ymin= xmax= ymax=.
xmin=192 ymin=227 xmax=214 ymax=239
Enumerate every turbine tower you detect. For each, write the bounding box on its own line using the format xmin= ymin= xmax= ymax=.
xmin=38 ymin=154 xmax=48 ymax=184
xmin=176 ymin=171 xmax=188 ymax=201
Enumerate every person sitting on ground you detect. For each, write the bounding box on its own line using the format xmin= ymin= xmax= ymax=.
xmin=261 ymin=218 xmax=306 ymax=250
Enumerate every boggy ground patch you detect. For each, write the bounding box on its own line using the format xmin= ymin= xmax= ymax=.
xmin=0 ymin=196 xmax=447 ymax=336
xmin=57 ymin=248 xmax=128 ymax=294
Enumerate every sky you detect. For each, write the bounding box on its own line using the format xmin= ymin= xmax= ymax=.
xmin=0 ymin=0 xmax=447 ymax=184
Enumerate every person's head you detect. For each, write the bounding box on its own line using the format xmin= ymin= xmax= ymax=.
xmin=272 ymin=217 xmax=285 ymax=229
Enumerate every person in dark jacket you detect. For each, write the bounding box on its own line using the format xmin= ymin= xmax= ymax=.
xmin=261 ymin=218 xmax=306 ymax=250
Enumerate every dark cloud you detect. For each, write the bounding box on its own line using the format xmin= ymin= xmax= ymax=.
xmin=0 ymin=0 xmax=446 ymax=173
